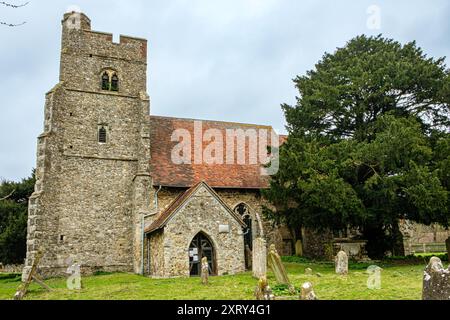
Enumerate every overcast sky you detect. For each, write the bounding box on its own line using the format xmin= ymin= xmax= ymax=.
xmin=0 ymin=0 xmax=449 ymax=181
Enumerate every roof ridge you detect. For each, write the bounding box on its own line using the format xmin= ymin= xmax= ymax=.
xmin=144 ymin=181 xmax=245 ymax=234
xmin=150 ymin=115 xmax=274 ymax=129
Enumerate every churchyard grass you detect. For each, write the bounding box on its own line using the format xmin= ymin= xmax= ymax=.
xmin=0 ymin=260 xmax=427 ymax=300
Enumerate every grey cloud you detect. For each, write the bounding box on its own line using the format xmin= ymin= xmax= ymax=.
xmin=0 ymin=0 xmax=448 ymax=181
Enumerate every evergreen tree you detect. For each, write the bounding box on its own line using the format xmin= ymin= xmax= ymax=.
xmin=264 ymin=35 xmax=450 ymax=259
xmin=0 ymin=171 xmax=35 ymax=264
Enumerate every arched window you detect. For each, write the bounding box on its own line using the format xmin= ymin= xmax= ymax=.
xmin=98 ymin=126 xmax=107 ymax=143
xmin=101 ymin=72 xmax=110 ymax=91
xmin=111 ymin=74 xmax=119 ymax=92
xmin=101 ymin=70 xmax=119 ymax=92
xmin=234 ymin=203 xmax=253 ymax=270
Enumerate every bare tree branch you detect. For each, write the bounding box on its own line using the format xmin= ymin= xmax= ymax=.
xmin=0 ymin=21 xmax=25 ymax=26
xmin=0 ymin=1 xmax=29 ymax=8
xmin=0 ymin=189 xmax=15 ymax=201
xmin=1 ymin=1 xmax=29 ymax=27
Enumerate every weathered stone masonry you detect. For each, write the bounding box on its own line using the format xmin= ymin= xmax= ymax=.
xmin=23 ymin=12 xmax=294 ymax=280
xmin=145 ymin=183 xmax=246 ymax=277
xmin=23 ymin=12 xmax=152 ymax=279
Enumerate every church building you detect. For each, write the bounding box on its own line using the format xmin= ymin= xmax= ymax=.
xmin=22 ymin=12 xmax=293 ymax=279
xmin=23 ymin=12 xmax=450 ymax=280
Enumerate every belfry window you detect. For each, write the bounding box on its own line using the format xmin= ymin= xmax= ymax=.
xmin=98 ymin=126 xmax=107 ymax=143
xmin=111 ymin=74 xmax=119 ymax=91
xmin=101 ymin=70 xmax=119 ymax=92
xmin=101 ymin=72 xmax=110 ymax=91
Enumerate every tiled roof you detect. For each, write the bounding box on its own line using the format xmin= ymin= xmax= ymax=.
xmin=150 ymin=115 xmax=285 ymax=189
xmin=145 ymin=181 xmax=246 ymax=234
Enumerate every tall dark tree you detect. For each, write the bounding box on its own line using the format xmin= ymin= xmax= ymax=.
xmin=0 ymin=171 xmax=35 ymax=264
xmin=264 ymin=35 xmax=450 ymax=259
xmin=284 ymin=35 xmax=449 ymax=141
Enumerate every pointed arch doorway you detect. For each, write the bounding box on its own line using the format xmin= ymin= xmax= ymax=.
xmin=189 ymin=232 xmax=217 ymax=276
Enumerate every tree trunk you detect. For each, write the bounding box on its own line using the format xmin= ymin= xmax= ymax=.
xmin=363 ymin=225 xmax=389 ymax=260
xmin=391 ymin=221 xmax=405 ymax=257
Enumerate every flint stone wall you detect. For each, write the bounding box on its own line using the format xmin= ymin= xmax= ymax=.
xmin=0 ymin=265 xmax=24 ymax=274
xmin=148 ymin=185 xmax=246 ymax=278
xmin=156 ymin=187 xmax=292 ymax=256
xmin=401 ymin=220 xmax=450 ymax=255
xmin=23 ymin=14 xmax=152 ymax=280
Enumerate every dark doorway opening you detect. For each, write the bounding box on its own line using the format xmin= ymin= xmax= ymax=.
xmin=189 ymin=232 xmax=216 ymax=276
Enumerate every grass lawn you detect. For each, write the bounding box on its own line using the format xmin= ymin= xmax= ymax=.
xmin=0 ymin=260 xmax=427 ymax=300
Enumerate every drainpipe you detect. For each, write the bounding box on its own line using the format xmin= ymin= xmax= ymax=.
xmin=140 ymin=186 xmax=163 ymax=275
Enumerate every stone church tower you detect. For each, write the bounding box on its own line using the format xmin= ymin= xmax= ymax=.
xmin=23 ymin=12 xmax=153 ymax=279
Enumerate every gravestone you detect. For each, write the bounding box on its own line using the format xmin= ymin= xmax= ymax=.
xmin=254 ymin=276 xmax=275 ymax=300
xmin=267 ymin=244 xmax=296 ymax=294
xmin=267 ymin=244 xmax=290 ymax=284
xmin=295 ymin=240 xmax=303 ymax=257
xmin=201 ymin=257 xmax=209 ymax=285
xmin=252 ymin=237 xmax=267 ymax=279
xmin=300 ymin=282 xmax=318 ymax=300
xmin=335 ymin=250 xmax=348 ymax=275
xmin=446 ymin=237 xmax=450 ymax=261
xmin=305 ymin=268 xmax=313 ymax=275
xmin=422 ymin=257 xmax=450 ymax=300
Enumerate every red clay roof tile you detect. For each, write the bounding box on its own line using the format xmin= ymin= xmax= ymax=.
xmin=150 ymin=116 xmax=284 ymax=189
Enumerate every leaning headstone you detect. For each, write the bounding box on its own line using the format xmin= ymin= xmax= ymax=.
xmin=300 ymin=282 xmax=318 ymax=300
xmin=267 ymin=244 xmax=296 ymax=294
xmin=335 ymin=251 xmax=348 ymax=275
xmin=422 ymin=257 xmax=450 ymax=300
xmin=305 ymin=268 xmax=313 ymax=275
xmin=267 ymin=244 xmax=290 ymax=285
xmin=254 ymin=276 xmax=275 ymax=300
xmin=201 ymin=257 xmax=209 ymax=285
xmin=252 ymin=237 xmax=267 ymax=279
xmin=446 ymin=237 xmax=450 ymax=261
